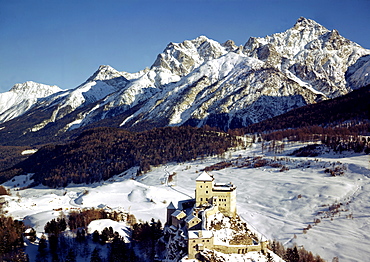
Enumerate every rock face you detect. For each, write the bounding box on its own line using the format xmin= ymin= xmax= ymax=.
xmin=1 ymin=17 xmax=370 ymax=139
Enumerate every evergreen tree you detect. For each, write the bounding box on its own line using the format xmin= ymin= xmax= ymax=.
xmin=65 ymin=249 xmax=77 ymax=262
xmin=90 ymin=247 xmax=102 ymax=262
xmin=92 ymin=230 xmax=100 ymax=242
xmin=284 ymin=246 xmax=300 ymax=262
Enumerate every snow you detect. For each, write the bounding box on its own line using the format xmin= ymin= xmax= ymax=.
xmin=196 ymin=171 xmax=213 ymax=181
xmin=2 ymin=142 xmax=370 ymax=261
xmin=21 ymin=149 xmax=38 ymax=155
xmin=87 ymin=219 xmax=130 ymax=242
xmin=0 ymin=81 xmax=62 ymax=123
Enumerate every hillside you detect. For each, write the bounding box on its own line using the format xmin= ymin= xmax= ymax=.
xmin=0 ymin=126 xmax=242 ymax=187
xmin=243 ymin=84 xmax=370 ymax=134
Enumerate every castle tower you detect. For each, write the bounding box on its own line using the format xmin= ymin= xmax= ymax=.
xmin=195 ymin=172 xmax=214 ymax=207
xmin=166 ymin=201 xmax=176 ymax=225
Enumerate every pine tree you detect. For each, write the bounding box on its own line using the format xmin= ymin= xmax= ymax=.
xmin=65 ymin=249 xmax=76 ymax=262
xmin=90 ymin=247 xmax=102 ymax=262
xmin=92 ymin=230 xmax=100 ymax=242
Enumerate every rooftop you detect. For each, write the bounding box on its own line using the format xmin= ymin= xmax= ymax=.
xmin=171 ymin=210 xmax=186 ymax=219
xmin=213 ymin=183 xmax=236 ymax=191
xmin=196 ymin=171 xmax=214 ymax=182
xmin=188 ymin=230 xmax=213 ymax=239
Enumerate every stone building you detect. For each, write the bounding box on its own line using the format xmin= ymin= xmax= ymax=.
xmin=195 ymin=171 xmax=236 ymax=217
xmin=166 ymin=171 xmax=268 ymax=260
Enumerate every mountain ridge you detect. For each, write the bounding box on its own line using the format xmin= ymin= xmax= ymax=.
xmin=1 ymin=17 xmax=370 ymax=145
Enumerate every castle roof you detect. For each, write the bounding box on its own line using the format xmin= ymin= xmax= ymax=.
xmin=196 ymin=171 xmax=214 ymax=182
xmin=188 ymin=230 xmax=213 ymax=239
xmin=167 ymin=201 xmax=176 ymax=210
xmin=213 ymin=182 xmax=236 ymax=191
xmin=171 ymin=210 xmax=186 ymax=220
xmin=185 ymin=214 xmax=201 ymax=223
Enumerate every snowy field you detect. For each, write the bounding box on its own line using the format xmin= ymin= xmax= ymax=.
xmin=2 ymin=142 xmax=370 ymax=261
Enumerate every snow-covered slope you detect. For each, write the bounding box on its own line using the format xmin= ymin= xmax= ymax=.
xmin=2 ymin=142 xmax=369 ymax=261
xmin=13 ymin=65 xmax=130 ymax=133
xmin=1 ymin=17 xmax=370 ymax=138
xmin=0 ymin=81 xmax=62 ymax=123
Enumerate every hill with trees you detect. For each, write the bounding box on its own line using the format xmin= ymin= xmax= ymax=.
xmin=0 ymin=126 xmax=243 ymax=188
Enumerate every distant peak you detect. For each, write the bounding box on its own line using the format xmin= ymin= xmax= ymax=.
xmin=194 ymin=35 xmax=210 ymax=42
xmin=10 ymin=81 xmax=59 ymax=92
xmin=295 ymin=17 xmax=314 ymax=26
xmin=87 ymin=65 xmax=126 ymax=82
xmin=165 ymin=35 xmax=211 ymax=50
xmin=97 ymin=65 xmax=117 ymax=73
xmin=293 ymin=17 xmax=327 ymax=31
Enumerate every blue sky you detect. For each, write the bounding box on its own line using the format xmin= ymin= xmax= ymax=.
xmin=1 ymin=0 xmax=369 ymax=92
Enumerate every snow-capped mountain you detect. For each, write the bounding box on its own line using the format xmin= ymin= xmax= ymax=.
xmin=0 ymin=81 xmax=62 ymax=123
xmin=1 ymin=17 xmax=370 ymax=143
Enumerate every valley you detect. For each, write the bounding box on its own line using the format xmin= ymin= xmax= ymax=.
xmin=2 ymin=142 xmax=369 ymax=261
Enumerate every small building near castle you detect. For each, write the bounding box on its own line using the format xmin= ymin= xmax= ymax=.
xmin=166 ymin=171 xmax=268 ymax=260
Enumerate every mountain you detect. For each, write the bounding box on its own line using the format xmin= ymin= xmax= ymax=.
xmin=0 ymin=81 xmax=62 ymax=123
xmin=1 ymin=17 xmax=370 ymax=146
xmin=244 ymin=84 xmax=370 ymax=133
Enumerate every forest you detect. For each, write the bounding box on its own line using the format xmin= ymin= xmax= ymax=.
xmin=0 ymin=126 xmax=243 ymax=188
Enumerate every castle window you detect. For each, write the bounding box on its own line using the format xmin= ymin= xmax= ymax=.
xmin=206 ymin=191 xmax=208 ymax=194
xmin=200 ymin=198 xmax=203 ymax=201
xmin=200 ymin=185 xmax=202 ymax=188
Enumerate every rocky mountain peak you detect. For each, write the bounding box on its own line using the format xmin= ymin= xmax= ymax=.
xmin=293 ymin=17 xmax=327 ymax=31
xmin=222 ymin=39 xmax=235 ymax=49
xmin=0 ymin=81 xmax=62 ymax=123
xmin=10 ymin=81 xmax=61 ymax=94
xmin=151 ymin=35 xmax=227 ymax=76
xmin=86 ymin=65 xmax=127 ymax=82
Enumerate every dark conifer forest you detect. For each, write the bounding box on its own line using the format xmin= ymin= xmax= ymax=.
xmin=0 ymin=126 xmax=242 ymax=188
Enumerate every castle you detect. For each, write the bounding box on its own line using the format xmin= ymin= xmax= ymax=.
xmin=166 ymin=171 xmax=267 ymax=260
